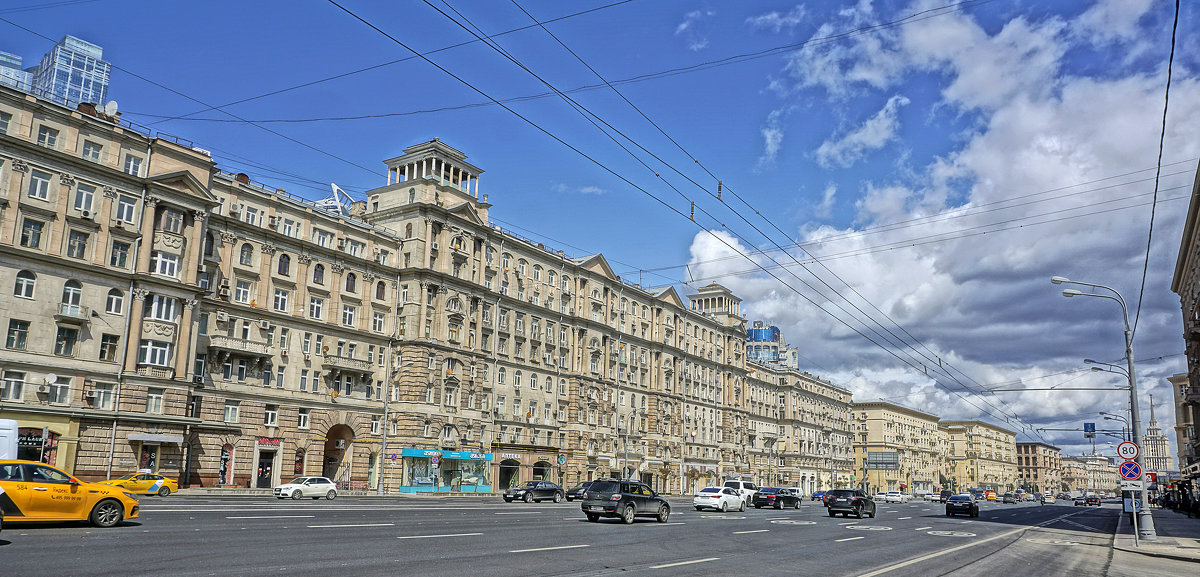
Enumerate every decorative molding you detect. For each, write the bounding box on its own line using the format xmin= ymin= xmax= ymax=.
xmin=132 ymin=288 xmax=150 ymax=301
xmin=146 ymin=196 xmax=161 ymax=207
xmin=59 ymin=173 xmax=76 ymax=187
xmin=260 ymin=243 xmax=277 ymax=255
xmin=192 ymin=210 xmax=207 ymax=223
xmin=331 ymin=263 xmax=345 ymax=274
xmin=103 ymin=185 xmax=117 ymax=199
xmin=11 ymin=159 xmax=28 ymax=173
xmin=143 ymin=320 xmax=176 ymax=338
xmin=298 ymin=254 xmax=313 ymax=264
xmin=183 ymin=299 xmax=198 ymax=310
xmin=219 ymin=232 xmax=238 ymax=244
xmin=363 ymin=272 xmax=376 ymax=282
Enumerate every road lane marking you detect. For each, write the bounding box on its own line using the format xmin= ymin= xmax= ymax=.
xmin=914 ymin=526 xmax=932 ymax=530
xmin=898 ymin=517 xmax=912 ymax=520
xmin=226 ymin=515 xmax=315 ymax=519
xmin=495 ymin=512 xmax=542 ymax=515
xmin=649 ymin=558 xmax=719 ymax=569
xmin=838 ymin=521 xmax=858 ymax=525
xmin=835 ymin=536 xmax=864 ymax=542
xmin=510 ymin=545 xmax=590 ymax=553
xmin=765 ymin=517 xmax=790 ymax=520
xmin=733 ymin=529 xmax=769 ymax=534
xmin=307 ymin=523 xmax=395 ymax=528
xmin=397 ymin=532 xmax=482 ymax=539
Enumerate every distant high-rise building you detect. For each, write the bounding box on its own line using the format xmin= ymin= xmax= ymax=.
xmin=1143 ymin=393 xmax=1173 ymax=474
xmin=28 ymin=35 xmax=111 ymax=105
xmin=0 ymin=51 xmax=32 ymax=91
xmin=745 ymin=321 xmax=798 ymax=369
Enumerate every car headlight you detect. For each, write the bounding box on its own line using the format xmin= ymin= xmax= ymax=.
xmin=123 ymin=492 xmax=140 ymax=500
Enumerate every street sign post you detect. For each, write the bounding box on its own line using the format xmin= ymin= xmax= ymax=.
xmin=1116 ymin=441 xmax=1139 ymax=461
xmin=1119 ymin=461 xmax=1142 ymax=480
xmin=1084 ymin=422 xmax=1096 ymax=439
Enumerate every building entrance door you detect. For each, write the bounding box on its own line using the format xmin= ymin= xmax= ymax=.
xmin=256 ymin=451 xmax=275 ymax=488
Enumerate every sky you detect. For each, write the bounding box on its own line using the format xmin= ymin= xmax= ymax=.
xmin=3 ymin=0 xmax=1197 ymax=463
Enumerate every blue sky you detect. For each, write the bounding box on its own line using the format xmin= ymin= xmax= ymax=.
xmin=4 ymin=0 xmax=1198 ymax=459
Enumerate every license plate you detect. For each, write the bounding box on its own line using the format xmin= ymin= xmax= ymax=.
xmin=587 ymin=506 xmax=601 ymax=511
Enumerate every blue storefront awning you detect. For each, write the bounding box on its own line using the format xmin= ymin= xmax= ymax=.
xmin=400 ymin=448 xmax=493 ymax=461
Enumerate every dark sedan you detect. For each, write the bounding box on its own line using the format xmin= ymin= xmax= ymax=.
xmin=752 ymin=487 xmax=801 ymax=509
xmin=565 ymin=481 xmax=593 ymax=501
xmin=1085 ymin=495 xmax=1102 ymax=506
xmin=503 ymin=480 xmax=564 ymax=503
xmin=946 ymin=494 xmax=979 ymax=517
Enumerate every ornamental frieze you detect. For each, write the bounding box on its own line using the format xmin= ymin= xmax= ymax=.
xmin=142 ymin=320 xmax=176 ymax=338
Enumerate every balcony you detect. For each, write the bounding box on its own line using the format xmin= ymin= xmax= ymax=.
xmin=208 ymin=335 xmax=270 ymax=356
xmin=54 ymin=303 xmax=91 ymax=325
xmin=322 ymin=355 xmax=374 ymax=373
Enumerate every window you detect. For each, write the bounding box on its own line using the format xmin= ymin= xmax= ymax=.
xmin=1 ymin=371 xmax=23 ymax=401
xmin=93 ymin=383 xmax=114 ymax=409
xmin=239 ymin=243 xmax=254 ymax=266
xmin=346 ymin=240 xmax=364 ymax=258
xmin=150 ymin=252 xmax=179 ymax=277
xmin=312 ymin=264 xmax=325 ymax=285
xmin=48 ymin=376 xmax=70 ymax=403
xmin=375 ymin=281 xmax=386 ymax=300
xmin=145 ymin=295 xmax=177 ymax=321
xmin=0 ymin=111 xmax=10 ymax=134
xmin=20 ymin=218 xmax=45 ymax=248
xmin=109 ymin=241 xmax=131 ymax=268
xmin=14 ymin=270 xmax=36 ymax=298
xmin=372 ymin=312 xmax=385 ymax=333
xmin=312 ymin=229 xmax=333 ymax=248
xmin=160 ymin=208 xmax=184 ymax=234
xmin=106 ymin=288 xmax=124 ymax=314
xmin=123 ymin=154 xmax=143 ymax=176
xmin=277 ymin=254 xmax=290 ymax=276
xmin=82 ymin=141 xmax=103 ymax=162
xmin=224 ymin=401 xmax=240 ymax=423
xmin=6 ymin=320 xmax=29 ymax=350
xmin=342 ymin=305 xmax=356 ymax=327
xmin=146 ymin=388 xmax=164 ymax=413
xmin=345 ymin=273 xmax=357 ymax=293
xmin=54 ymin=327 xmax=79 ymax=356
xmin=371 ymin=417 xmax=380 ymax=434
xmin=66 ymin=230 xmax=89 ymax=258
xmin=37 ymin=126 xmax=59 ymax=148
xmin=298 ymin=408 xmax=310 ymax=429
xmin=264 ymin=405 xmax=278 ymax=426
xmin=116 ymin=196 xmax=136 ymax=223
xmin=309 ymin=297 xmax=324 ymax=320
xmin=100 ymin=334 xmax=119 ymax=361
xmin=234 ymin=280 xmax=251 ymax=303
xmin=242 ymin=206 xmax=261 ymax=227
xmin=74 ymin=184 xmax=95 ymax=211
xmin=300 ymin=370 xmax=309 ymax=392
xmin=273 ymin=289 xmax=289 ymax=312
xmin=138 ymin=340 xmax=172 ymax=366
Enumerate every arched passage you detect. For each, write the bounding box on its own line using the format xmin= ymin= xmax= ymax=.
xmin=499 ymin=459 xmax=520 ymax=489
xmin=322 ymin=424 xmax=355 ymax=483
xmin=532 ymin=460 xmax=551 ymax=481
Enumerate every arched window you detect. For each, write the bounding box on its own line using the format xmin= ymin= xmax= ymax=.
xmin=405 ymin=223 xmax=413 ymax=238
xmin=106 ymin=288 xmax=124 ymax=314
xmin=61 ymin=280 xmax=82 ymax=307
xmin=239 ymin=243 xmax=254 ymax=266
xmin=497 ymin=367 xmax=506 ymax=385
xmin=533 ymin=265 xmax=542 ymax=281
xmin=518 ymin=260 xmax=527 ymax=276
xmin=502 ymin=253 xmax=511 ymax=270
xmin=561 ymin=276 xmax=570 ymax=290
xmin=14 ymin=270 xmax=36 ymax=298
xmin=345 ymin=273 xmax=357 ymax=292
xmin=528 ymin=372 xmax=537 ymax=389
xmin=375 ymin=281 xmax=386 ymax=300
xmin=544 ymin=376 xmax=553 ymax=391
xmin=312 ymin=264 xmax=325 ymax=285
xmin=514 ymin=370 xmax=522 ymax=388
xmin=277 ymin=254 xmax=291 ymax=276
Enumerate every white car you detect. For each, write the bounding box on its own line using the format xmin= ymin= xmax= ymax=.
xmin=922 ymin=493 xmax=937 ymax=501
xmin=694 ymin=486 xmax=746 ymax=512
xmin=787 ymin=487 xmax=807 ymax=500
xmin=1043 ymin=495 xmax=1056 ymax=504
xmin=273 ymin=476 xmax=338 ymax=500
xmin=886 ymin=491 xmax=911 ymax=503
xmin=874 ymin=492 xmax=890 ymax=503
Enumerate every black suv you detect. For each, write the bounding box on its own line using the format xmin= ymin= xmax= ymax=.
xmin=503 ymin=481 xmax=564 ymax=503
xmin=580 ymin=479 xmax=671 ymax=524
xmin=825 ymin=488 xmax=876 ymax=519
xmin=939 ymin=489 xmax=954 ymax=503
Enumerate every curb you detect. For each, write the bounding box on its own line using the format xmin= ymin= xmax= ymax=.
xmin=1112 ymin=508 xmax=1200 ymax=564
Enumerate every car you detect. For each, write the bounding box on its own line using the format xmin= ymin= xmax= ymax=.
xmin=752 ymin=487 xmax=801 ymax=509
xmin=1086 ymin=496 xmax=1102 ymax=506
xmin=922 ymin=493 xmax=937 ymax=501
xmin=811 ymin=490 xmax=827 ymax=502
xmin=939 ymin=489 xmax=954 ymax=503
xmin=1043 ymin=495 xmax=1056 ymax=504
xmin=580 ymin=479 xmax=670 ymax=524
xmin=826 ymin=488 xmax=876 ymax=519
xmin=1002 ymin=492 xmax=1017 ymax=504
xmin=945 ymin=494 xmax=979 ymax=517
xmin=985 ymin=491 xmax=997 ymax=501
xmin=0 ymin=459 xmax=140 ymax=528
xmin=1056 ymin=493 xmax=1071 ymax=500
xmin=874 ymin=492 xmax=890 ymax=503
xmin=693 ymin=486 xmax=745 ymax=512
xmin=886 ymin=491 xmax=911 ymax=503
xmin=787 ymin=487 xmax=807 ymax=500
xmin=723 ymin=480 xmax=759 ymax=504
xmin=503 ymin=480 xmax=564 ymax=503
xmin=565 ymin=481 xmax=593 ymax=501
xmin=102 ymin=472 xmax=179 ymax=496
xmin=1073 ymin=495 xmax=1089 ymax=506
xmin=273 ymin=476 xmax=338 ymax=500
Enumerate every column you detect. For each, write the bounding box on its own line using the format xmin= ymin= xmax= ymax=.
xmin=124 ymin=288 xmax=149 ymax=369
xmin=184 ymin=211 xmax=206 ymax=285
xmin=258 ymin=243 xmax=277 ymax=306
xmin=135 ymin=197 xmax=160 ymax=274
xmin=174 ymin=299 xmax=197 ymax=379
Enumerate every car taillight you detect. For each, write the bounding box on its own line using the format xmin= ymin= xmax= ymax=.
xmin=609 ymin=494 xmax=621 ymax=501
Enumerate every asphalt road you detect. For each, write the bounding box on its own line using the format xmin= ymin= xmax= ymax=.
xmin=0 ymin=496 xmax=1177 ymax=576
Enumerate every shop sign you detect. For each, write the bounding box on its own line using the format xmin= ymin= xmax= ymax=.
xmin=257 ymin=437 xmax=281 ymax=447
xmin=500 ymin=452 xmax=521 ymax=459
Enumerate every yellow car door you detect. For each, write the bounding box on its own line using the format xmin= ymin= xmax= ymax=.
xmin=127 ymin=474 xmax=153 ymax=493
xmin=0 ymin=462 xmax=31 ymax=519
xmin=25 ymin=463 xmax=87 ymax=520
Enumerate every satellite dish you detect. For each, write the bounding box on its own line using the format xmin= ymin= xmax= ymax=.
xmin=45 ymin=373 xmax=58 ymax=384
xmin=103 ymin=100 xmax=118 ymax=116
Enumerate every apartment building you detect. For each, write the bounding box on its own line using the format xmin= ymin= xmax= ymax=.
xmin=852 ymin=401 xmax=946 ymax=495
xmin=1170 ymin=164 xmax=1200 ymax=482
xmin=942 ymin=420 xmax=1018 ymax=492
xmin=1016 ymin=441 xmax=1062 ymax=495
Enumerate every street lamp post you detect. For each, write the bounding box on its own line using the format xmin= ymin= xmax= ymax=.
xmin=1052 ymin=276 xmax=1156 ymax=541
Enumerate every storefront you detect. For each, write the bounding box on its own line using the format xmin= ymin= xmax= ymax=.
xmin=6 ymin=415 xmax=77 ymax=472
xmin=395 ymin=448 xmax=492 ymax=493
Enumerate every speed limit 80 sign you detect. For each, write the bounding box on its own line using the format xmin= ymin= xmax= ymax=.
xmin=1116 ymin=442 xmax=1140 ymax=461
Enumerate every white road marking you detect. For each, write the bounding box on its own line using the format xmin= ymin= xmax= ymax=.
xmin=495 ymin=512 xmax=542 ymax=515
xmin=226 ymin=515 xmax=315 ymax=519
xmin=898 ymin=517 xmax=912 ymax=520
xmin=649 ymin=558 xmax=719 ymax=569
xmin=765 ymin=517 xmax=790 ymax=520
xmin=914 ymin=526 xmax=932 ymax=531
xmin=733 ymin=529 xmax=770 ymax=534
xmin=838 ymin=521 xmax=858 ymax=525
xmin=510 ymin=544 xmax=590 ymax=553
xmin=307 ymin=523 xmax=395 ymax=528
xmin=397 ymin=532 xmax=482 ymax=539
xmin=835 ymin=536 xmax=865 ymax=542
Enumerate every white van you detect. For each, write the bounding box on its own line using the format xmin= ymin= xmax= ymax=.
xmin=723 ymin=480 xmax=759 ymax=503
xmin=0 ymin=419 xmax=17 ymax=460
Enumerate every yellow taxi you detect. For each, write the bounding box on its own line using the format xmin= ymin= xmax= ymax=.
xmin=102 ymin=471 xmax=179 ymax=496
xmin=0 ymin=459 xmax=140 ymax=527
xmin=985 ymin=491 xmax=997 ymax=501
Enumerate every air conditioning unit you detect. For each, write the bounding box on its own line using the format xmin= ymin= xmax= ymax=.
xmin=259 ymin=320 xmax=271 ymax=330
xmin=84 ymin=389 xmax=97 ymax=399
xmin=336 ymin=239 xmax=346 ymax=250
xmin=220 ymin=278 xmax=231 ymax=288
xmin=112 ymin=219 xmax=124 ymax=229
xmin=218 ymin=285 xmax=231 ymax=297
xmin=80 ymin=210 xmax=93 ymax=220
xmin=229 ymin=203 xmax=243 ymax=216
xmin=304 ymin=353 xmax=311 ymax=361
xmin=216 ymin=311 xmax=229 ymax=323
xmin=37 ymin=384 xmax=50 ymax=393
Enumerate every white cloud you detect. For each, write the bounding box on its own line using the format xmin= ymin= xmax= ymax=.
xmin=814 ymin=184 xmax=837 ymax=219
xmin=675 ymin=9 xmax=716 ymax=51
xmin=760 ymin=127 xmax=784 ymax=165
xmin=816 ymin=94 xmax=910 ymax=167
xmin=1075 ymin=0 xmax=1155 ymax=46
xmin=578 ymin=186 xmax=605 ymax=195
xmin=746 ymin=5 xmax=808 ymax=33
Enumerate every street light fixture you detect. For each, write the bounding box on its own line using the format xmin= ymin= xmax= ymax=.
xmin=1051 ymin=275 xmax=1156 ymax=541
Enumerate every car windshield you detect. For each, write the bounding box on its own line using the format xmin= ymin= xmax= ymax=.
xmin=114 ymin=474 xmax=138 ymax=480
xmin=723 ymin=481 xmax=740 ymax=489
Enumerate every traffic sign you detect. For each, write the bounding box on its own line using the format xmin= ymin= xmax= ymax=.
xmin=1119 ymin=479 xmax=1144 ymax=491
xmin=1116 ymin=441 xmax=1139 ymax=461
xmin=1084 ymin=422 xmax=1095 ymax=438
xmin=1119 ymin=461 xmax=1142 ymax=480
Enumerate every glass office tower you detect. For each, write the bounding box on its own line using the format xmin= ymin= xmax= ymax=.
xmin=29 ymin=36 xmax=111 ymax=105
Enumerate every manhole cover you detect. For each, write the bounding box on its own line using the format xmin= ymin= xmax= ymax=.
xmin=770 ymin=520 xmax=816 ymax=525
xmin=847 ymin=525 xmax=892 ymax=531
xmin=699 ymin=515 xmax=745 ymax=520
xmin=928 ymin=531 xmax=976 ymax=537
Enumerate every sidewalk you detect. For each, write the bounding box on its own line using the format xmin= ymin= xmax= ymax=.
xmin=1113 ymin=507 xmax=1200 ymax=563
xmin=173 ymin=487 xmax=494 ymax=498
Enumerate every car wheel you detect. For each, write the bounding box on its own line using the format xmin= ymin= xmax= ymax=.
xmin=504 ymin=498 xmax=513 ymax=502
xmin=621 ymin=505 xmax=635 ymax=524
xmin=553 ymin=492 xmax=563 ymax=503
xmin=326 ymin=490 xmax=336 ymax=500
xmin=157 ymin=486 xmax=171 ymax=497
xmin=775 ymin=500 xmax=783 ymax=510
xmin=586 ymin=513 xmax=599 ymax=522
xmin=292 ymin=490 xmax=304 ymax=500
xmin=739 ymin=500 xmax=747 ymax=512
xmin=794 ymin=500 xmax=801 ymax=510
xmin=656 ymin=505 xmax=670 ymax=523
xmin=523 ymin=493 xmax=532 ymax=503
xmin=828 ymin=509 xmax=836 ymax=517
xmin=720 ymin=501 xmax=728 ymax=513
xmin=695 ymin=506 xmax=704 ymax=511
xmin=868 ymin=508 xmax=876 ymax=519
xmin=89 ymin=499 xmax=124 ymax=528
xmin=855 ymin=506 xmax=863 ymax=519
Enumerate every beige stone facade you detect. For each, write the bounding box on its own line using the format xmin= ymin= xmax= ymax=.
xmin=851 ymin=401 xmax=945 ymax=494
xmin=1016 ymin=441 xmax=1062 ymax=494
xmin=942 ymin=420 xmax=1018 ymax=492
xmin=1170 ymin=373 xmax=1197 ymax=477
xmin=1062 ymin=454 xmax=1115 ymax=494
